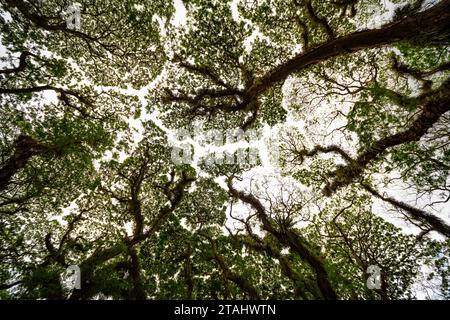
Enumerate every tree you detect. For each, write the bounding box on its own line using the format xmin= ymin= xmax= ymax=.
xmin=1 ymin=0 xmax=449 ymax=300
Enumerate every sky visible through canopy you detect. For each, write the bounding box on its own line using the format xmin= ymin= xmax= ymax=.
xmin=0 ymin=0 xmax=449 ymax=301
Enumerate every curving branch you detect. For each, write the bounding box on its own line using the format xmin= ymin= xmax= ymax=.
xmin=0 ymin=51 xmax=37 ymax=74
xmin=200 ymin=233 xmax=260 ymax=300
xmin=0 ymin=280 xmax=22 ymax=290
xmin=226 ymin=210 xmax=318 ymax=299
xmin=325 ymin=80 xmax=449 ymax=195
xmin=392 ymin=56 xmax=450 ymax=90
xmin=331 ymin=0 xmax=358 ymax=17
xmin=0 ymin=135 xmax=58 ymax=192
xmin=290 ymin=79 xmax=450 ymax=195
xmin=172 ymin=55 xmax=237 ymax=90
xmin=251 ymin=0 xmax=450 ymax=101
xmin=304 ymin=0 xmax=336 ymax=40
xmin=362 ymin=183 xmax=450 ymax=238
xmin=0 ymin=85 xmax=97 ymax=118
xmin=227 ymin=178 xmax=337 ymax=300
xmin=236 ymin=234 xmax=320 ymax=299
xmin=69 ymin=170 xmax=195 ymax=300
xmin=292 ymin=0 xmax=335 ymax=41
xmin=290 ymin=144 xmax=354 ymax=164
xmin=4 ymin=0 xmax=118 ymax=53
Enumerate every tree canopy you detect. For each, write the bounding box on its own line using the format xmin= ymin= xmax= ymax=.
xmin=0 ymin=0 xmax=449 ymax=300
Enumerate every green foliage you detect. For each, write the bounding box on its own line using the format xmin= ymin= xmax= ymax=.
xmin=1 ymin=0 xmax=449 ymax=301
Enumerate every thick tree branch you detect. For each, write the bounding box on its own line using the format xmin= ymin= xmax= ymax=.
xmin=170 ymin=0 xmax=450 ymax=126
xmin=291 ymin=79 xmax=450 ymax=195
xmin=237 ymin=235 xmax=320 ymax=299
xmin=4 ymin=0 xmax=115 ymax=53
xmin=0 ymin=135 xmax=54 ymax=191
xmin=304 ymin=0 xmax=336 ymax=40
xmin=127 ymin=246 xmax=146 ymax=300
xmin=201 ymin=233 xmax=260 ymax=300
xmin=392 ymin=56 xmax=450 ymax=90
xmin=227 ymin=178 xmax=337 ymax=300
xmin=0 ymin=51 xmax=36 ymax=74
xmin=0 ymin=85 xmax=96 ymax=118
xmin=69 ymin=171 xmax=195 ymax=300
xmin=251 ymin=0 xmax=450 ymax=100
xmin=324 ymin=79 xmax=450 ymax=195
xmin=362 ymin=183 xmax=450 ymax=238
